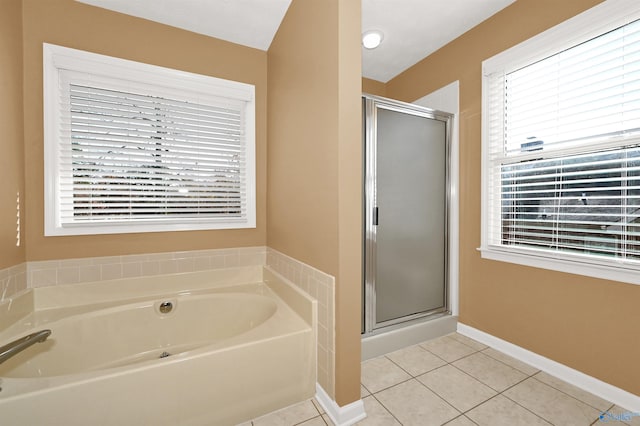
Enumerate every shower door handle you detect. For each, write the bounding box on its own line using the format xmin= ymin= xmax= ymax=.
xmin=373 ymin=207 xmax=379 ymax=226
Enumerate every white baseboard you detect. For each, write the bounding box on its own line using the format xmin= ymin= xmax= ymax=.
xmin=457 ymin=323 xmax=640 ymax=412
xmin=315 ymin=383 xmax=366 ymax=426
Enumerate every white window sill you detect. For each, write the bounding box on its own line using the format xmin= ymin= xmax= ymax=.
xmin=479 ymin=246 xmax=640 ymax=286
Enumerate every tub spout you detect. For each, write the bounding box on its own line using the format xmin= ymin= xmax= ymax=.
xmin=0 ymin=329 xmax=51 ymax=364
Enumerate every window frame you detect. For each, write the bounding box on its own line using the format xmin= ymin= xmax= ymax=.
xmin=480 ymin=0 xmax=640 ymax=286
xmin=43 ymin=43 xmax=256 ymax=236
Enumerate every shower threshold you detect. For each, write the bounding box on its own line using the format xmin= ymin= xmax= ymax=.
xmin=361 ymin=314 xmax=458 ymax=360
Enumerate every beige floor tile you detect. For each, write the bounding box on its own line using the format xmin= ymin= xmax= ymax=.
xmin=444 ymin=414 xmax=481 ymax=426
xmin=361 ymin=385 xmax=370 ymax=398
xmin=417 ymin=365 xmax=497 ymax=412
xmin=322 ymin=414 xmax=335 ymax=426
xmin=375 ymin=379 xmax=460 ymax=426
xmin=355 ymin=396 xmax=401 ymax=425
xmin=466 ymin=395 xmax=552 ymax=426
xmin=604 ymin=406 xmax=640 ymax=426
xmin=420 ymin=335 xmax=478 ymax=362
xmin=453 ymin=352 xmax=527 ymax=392
xmin=481 ymin=348 xmax=539 ymax=376
xmin=361 ymin=356 xmax=411 ymax=393
xmin=312 ymin=398 xmax=325 ymax=414
xmin=448 ymin=333 xmax=489 ymax=351
xmin=386 ymin=344 xmax=447 ymax=376
xmin=252 ymin=400 xmax=320 ymax=426
xmin=503 ymin=377 xmax=601 ymax=426
xmin=533 ymin=371 xmax=612 ymax=411
xmin=298 ymin=416 xmax=327 ymax=426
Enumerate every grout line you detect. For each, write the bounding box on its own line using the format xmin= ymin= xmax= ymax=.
xmin=478 ymin=392 xmax=554 ymax=426
xmin=532 ymin=375 xmax=610 ymax=411
xmin=411 ymin=373 xmax=463 ymax=416
xmin=480 ymin=347 xmax=541 ymax=377
xmin=448 ymin=414 xmax=480 ymax=426
xmin=480 ymin=347 xmax=541 ymax=376
xmin=589 ymin=404 xmax=622 ymax=426
xmin=384 ymin=353 xmax=420 ymax=378
xmin=447 ymin=332 xmax=489 ymax=352
xmin=418 ymin=360 xmax=501 ymax=417
xmin=418 ymin=345 xmax=479 ymax=365
xmin=310 ymin=398 xmax=324 ymax=417
xmin=431 ymin=363 xmax=501 ymax=413
xmin=367 ymin=375 xmax=415 ymax=395
xmin=461 ymin=350 xmax=519 ymax=372
xmin=369 ymin=391 xmax=405 ymax=425
xmin=293 ymin=414 xmax=324 ymax=426
xmin=417 ymin=346 xmax=452 ymax=364
xmin=361 ymin=383 xmax=373 ymax=396
xmin=320 ymin=413 xmax=331 ymax=426
xmin=494 ymin=373 xmax=532 ymax=395
xmin=497 ymin=388 xmax=556 ymax=426
xmin=529 ymin=374 xmax=614 ymax=412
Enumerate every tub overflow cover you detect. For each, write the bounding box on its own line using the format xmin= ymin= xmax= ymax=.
xmin=159 ymin=301 xmax=173 ymax=314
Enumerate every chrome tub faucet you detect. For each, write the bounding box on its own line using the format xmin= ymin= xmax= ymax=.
xmin=0 ymin=330 xmax=51 ymax=364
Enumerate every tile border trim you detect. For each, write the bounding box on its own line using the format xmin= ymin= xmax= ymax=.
xmin=315 ymin=383 xmax=366 ymax=426
xmin=458 ymin=323 xmax=640 ymax=412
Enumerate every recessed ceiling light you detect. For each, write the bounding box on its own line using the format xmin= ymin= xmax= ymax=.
xmin=362 ymin=30 xmax=383 ymax=49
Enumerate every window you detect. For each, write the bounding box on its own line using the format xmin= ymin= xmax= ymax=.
xmin=481 ymin=0 xmax=640 ymax=284
xmin=44 ymin=43 xmax=256 ymax=236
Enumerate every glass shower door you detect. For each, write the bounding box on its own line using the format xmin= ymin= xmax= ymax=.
xmin=364 ymin=96 xmax=450 ymax=332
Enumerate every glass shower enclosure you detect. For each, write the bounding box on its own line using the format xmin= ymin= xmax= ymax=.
xmin=362 ymin=95 xmax=452 ymax=335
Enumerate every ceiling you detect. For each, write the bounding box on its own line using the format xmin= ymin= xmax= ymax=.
xmin=77 ymin=0 xmax=516 ymax=83
xmin=77 ymin=0 xmax=292 ymax=51
xmin=362 ymin=0 xmax=516 ymax=82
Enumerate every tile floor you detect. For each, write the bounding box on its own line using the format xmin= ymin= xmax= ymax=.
xmin=240 ymin=333 xmax=638 ymax=426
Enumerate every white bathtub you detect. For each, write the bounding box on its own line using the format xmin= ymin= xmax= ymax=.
xmin=0 ymin=266 xmax=316 ymax=425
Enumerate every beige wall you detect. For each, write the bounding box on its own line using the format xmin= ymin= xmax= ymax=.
xmin=21 ymin=0 xmax=267 ymax=261
xmin=267 ymin=0 xmax=362 ymax=406
xmin=336 ymin=0 xmax=364 ymax=407
xmin=362 ymin=77 xmax=386 ymax=97
xmin=0 ymin=0 xmax=26 ymax=270
xmin=387 ymin=0 xmax=640 ymax=395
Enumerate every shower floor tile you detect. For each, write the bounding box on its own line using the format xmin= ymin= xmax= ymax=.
xmin=238 ymin=332 xmax=620 ymax=426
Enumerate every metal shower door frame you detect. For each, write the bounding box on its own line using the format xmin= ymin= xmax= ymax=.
xmin=363 ymin=94 xmax=453 ymax=335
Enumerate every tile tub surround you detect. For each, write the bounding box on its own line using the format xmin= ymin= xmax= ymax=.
xmin=0 ymin=263 xmax=27 ymax=302
xmin=1 ymin=247 xmax=266 ymax=306
xmin=266 ymin=248 xmax=336 ymax=399
xmin=26 ymin=246 xmax=267 ymax=289
xmin=0 ymin=280 xmax=32 ymax=334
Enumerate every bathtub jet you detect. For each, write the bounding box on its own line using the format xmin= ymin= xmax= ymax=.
xmin=0 ymin=330 xmax=52 ymax=365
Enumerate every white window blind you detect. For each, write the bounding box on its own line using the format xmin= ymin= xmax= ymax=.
xmin=44 ymin=44 xmax=256 ymax=236
xmin=482 ymin=1 xmax=640 ymax=280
